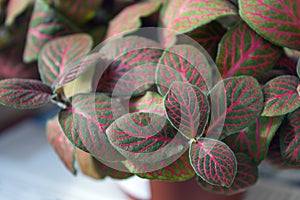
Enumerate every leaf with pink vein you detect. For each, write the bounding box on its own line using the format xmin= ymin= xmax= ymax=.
xmin=224 ymin=116 xmax=283 ymax=164
xmin=164 ymin=82 xmax=209 ymax=139
xmin=38 ymin=34 xmax=93 ymax=85
xmin=197 ymin=153 xmax=258 ymax=194
xmin=24 ymin=0 xmax=77 ymax=63
xmin=239 ymin=0 xmax=300 ymax=50
xmin=59 ymin=93 xmax=126 ymax=161
xmin=217 ymin=21 xmax=281 ymax=78
xmin=207 ymin=76 xmax=263 ymax=137
xmin=106 ymin=1 xmax=162 ymax=38
xmin=156 ymin=44 xmax=213 ymax=96
xmin=262 ymin=75 xmax=300 ymax=116
xmin=189 ymin=138 xmax=237 ymax=187
xmin=160 ymin=0 xmax=237 ymax=46
xmin=0 ymin=78 xmax=52 ymax=109
xmin=280 ymin=109 xmax=300 ymax=166
xmin=107 ymin=112 xmax=188 ymax=163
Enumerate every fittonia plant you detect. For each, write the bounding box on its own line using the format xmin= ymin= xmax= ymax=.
xmin=0 ymin=0 xmax=299 ymax=195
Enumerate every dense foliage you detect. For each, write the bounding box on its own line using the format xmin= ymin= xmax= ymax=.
xmin=0 ymin=0 xmax=299 ymax=195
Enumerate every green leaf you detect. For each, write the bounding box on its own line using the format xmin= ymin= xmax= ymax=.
xmin=106 ymin=1 xmax=162 ymax=38
xmin=76 ymin=149 xmax=132 ymax=179
xmin=156 ymin=44 xmax=213 ymax=96
xmin=24 ymin=0 xmax=77 ymax=63
xmin=0 ymin=78 xmax=52 ymax=109
xmin=129 ymin=91 xmax=165 ymax=115
xmin=239 ymin=0 xmax=300 ymax=50
xmin=280 ymin=109 xmax=300 ymax=166
xmin=46 ymin=116 xmax=76 ymax=175
xmin=38 ymin=33 xmax=93 ymax=85
xmin=5 ymin=0 xmax=34 ymax=26
xmin=224 ymin=116 xmax=283 ymax=164
xmin=164 ymin=82 xmax=209 ymax=139
xmin=107 ymin=112 xmax=189 ymax=171
xmin=189 ymin=138 xmax=237 ymax=187
xmin=58 ymin=93 xmax=126 ymax=161
xmin=54 ymin=0 xmax=103 ymax=24
xmin=217 ymin=21 xmax=281 ymax=78
xmin=262 ymin=75 xmax=300 ymax=116
xmin=136 ymin=151 xmax=195 ymax=181
xmin=197 ymin=153 xmax=258 ymax=194
xmin=160 ymin=0 xmax=237 ymax=46
xmin=208 ymin=76 xmax=264 ymax=137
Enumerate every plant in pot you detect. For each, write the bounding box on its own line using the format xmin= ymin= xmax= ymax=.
xmin=0 ymin=0 xmax=300 ymax=199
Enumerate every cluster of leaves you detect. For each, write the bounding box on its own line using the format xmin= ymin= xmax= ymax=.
xmin=0 ymin=0 xmax=299 ymax=195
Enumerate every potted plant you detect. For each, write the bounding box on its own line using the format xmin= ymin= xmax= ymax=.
xmin=0 ymin=0 xmax=299 ymax=199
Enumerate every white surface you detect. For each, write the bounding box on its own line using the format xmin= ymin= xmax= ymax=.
xmin=0 ymin=119 xmax=150 ymax=200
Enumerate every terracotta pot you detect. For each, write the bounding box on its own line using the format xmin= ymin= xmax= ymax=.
xmin=150 ymin=179 xmax=245 ymax=200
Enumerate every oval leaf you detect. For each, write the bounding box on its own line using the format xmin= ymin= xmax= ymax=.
xmin=217 ymin=21 xmax=281 ymax=78
xmin=197 ymin=153 xmax=258 ymax=194
xmin=129 ymin=91 xmax=165 ymax=115
xmin=0 ymin=78 xmax=52 ymax=109
xmin=156 ymin=44 xmax=213 ymax=95
xmin=136 ymin=151 xmax=195 ymax=181
xmin=106 ymin=1 xmax=161 ymax=38
xmin=262 ymin=75 xmax=300 ymax=116
xmin=208 ymin=76 xmax=264 ymax=136
xmin=224 ymin=116 xmax=283 ymax=164
xmin=239 ymin=0 xmax=300 ymax=50
xmin=38 ymin=33 xmax=93 ymax=85
xmin=97 ymin=37 xmax=163 ymax=97
xmin=46 ymin=116 xmax=76 ymax=174
xmin=164 ymin=82 xmax=209 ymax=139
xmin=280 ymin=109 xmax=300 ymax=166
xmin=107 ymin=112 xmax=189 ymax=169
xmin=24 ymin=0 xmax=76 ymax=63
xmin=76 ymin=149 xmax=132 ymax=179
xmin=189 ymin=138 xmax=237 ymax=187
xmin=59 ymin=93 xmax=126 ymax=161
xmin=161 ymin=0 xmax=237 ymax=46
